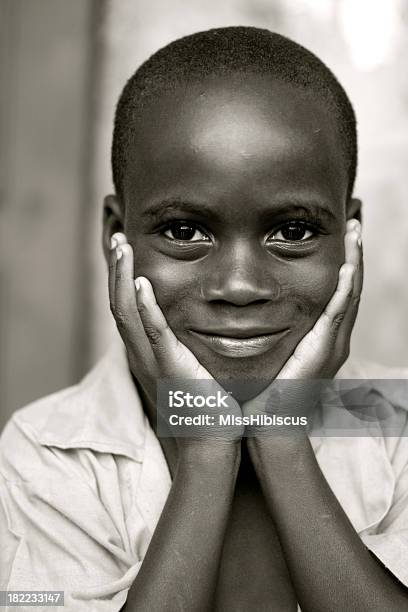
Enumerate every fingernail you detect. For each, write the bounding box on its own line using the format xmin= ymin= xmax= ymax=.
xmin=110 ymin=237 xmax=117 ymax=250
xmin=135 ymin=277 xmax=140 ymax=291
xmin=340 ymin=264 xmax=353 ymax=278
xmin=116 ymin=247 xmax=123 ymax=260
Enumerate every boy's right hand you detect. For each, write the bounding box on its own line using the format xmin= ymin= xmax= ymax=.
xmin=108 ymin=233 xmax=244 ymax=452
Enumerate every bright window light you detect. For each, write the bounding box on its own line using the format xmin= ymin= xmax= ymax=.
xmin=339 ymin=0 xmax=403 ymax=71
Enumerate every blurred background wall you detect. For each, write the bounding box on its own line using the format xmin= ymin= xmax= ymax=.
xmin=1 ymin=0 xmax=407 ymax=431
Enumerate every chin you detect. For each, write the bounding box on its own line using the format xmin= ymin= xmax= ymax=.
xmin=175 ymin=326 xmax=307 ymax=396
xmin=203 ymin=358 xmax=283 ymax=401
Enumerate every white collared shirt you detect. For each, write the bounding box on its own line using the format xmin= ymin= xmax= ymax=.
xmin=1 ymin=340 xmax=408 ymax=610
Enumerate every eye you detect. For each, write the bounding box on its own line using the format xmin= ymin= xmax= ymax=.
xmin=267 ymin=221 xmax=316 ymax=242
xmin=163 ymin=221 xmax=211 ymax=242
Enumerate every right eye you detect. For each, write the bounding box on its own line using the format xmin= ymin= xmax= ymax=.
xmin=163 ymin=221 xmax=211 ymax=242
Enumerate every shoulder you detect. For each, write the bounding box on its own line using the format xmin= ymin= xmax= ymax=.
xmin=0 ymin=342 xmax=146 ymax=481
xmin=338 ymin=354 xmax=408 ymax=380
xmin=0 ymin=384 xmax=82 ymax=481
xmin=337 ymin=355 xmax=408 ymax=412
xmin=4 ymin=383 xmax=81 ymax=433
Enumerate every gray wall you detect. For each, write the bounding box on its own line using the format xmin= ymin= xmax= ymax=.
xmin=0 ymin=0 xmax=98 ymax=430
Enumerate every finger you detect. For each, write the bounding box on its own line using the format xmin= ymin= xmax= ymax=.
xmin=345 ymin=217 xmax=360 ymax=236
xmin=312 ymin=262 xmax=355 ymax=344
xmin=345 ymin=221 xmax=363 ymax=298
xmin=310 ymin=220 xmax=359 ymax=344
xmin=109 ymin=241 xmax=118 ymax=311
xmin=115 ymin=243 xmax=136 ymax=326
xmin=337 ymin=223 xmax=364 ymax=349
xmin=135 ymin=276 xmax=183 ymax=366
xmin=114 ymin=244 xmax=155 ymax=368
xmin=108 ymin=233 xmax=128 ymax=310
xmin=308 ymin=221 xmax=359 ymax=344
xmin=135 ymin=276 xmax=208 ymax=379
xmin=275 ymin=224 xmax=359 ymax=380
xmin=344 ymin=220 xmax=361 ymax=268
xmin=111 ymin=232 xmax=127 ymax=244
xmin=276 ymin=264 xmax=354 ymax=379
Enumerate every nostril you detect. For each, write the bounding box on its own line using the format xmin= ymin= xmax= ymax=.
xmin=210 ymin=298 xmax=270 ymax=307
xmin=201 ymin=274 xmax=282 ymax=305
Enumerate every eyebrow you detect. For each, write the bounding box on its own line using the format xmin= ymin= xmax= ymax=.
xmin=140 ymin=197 xmax=338 ymax=223
xmin=141 ymin=199 xmax=221 ymax=222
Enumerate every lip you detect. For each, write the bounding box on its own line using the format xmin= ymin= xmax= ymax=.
xmin=188 ymin=328 xmax=291 ymax=358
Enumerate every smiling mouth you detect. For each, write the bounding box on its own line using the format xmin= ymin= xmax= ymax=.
xmin=188 ymin=329 xmax=291 ymax=358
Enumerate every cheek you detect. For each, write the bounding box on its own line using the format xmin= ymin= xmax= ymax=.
xmin=131 ymin=233 xmax=342 ymax=334
xmin=287 ymin=261 xmax=339 ymax=324
xmin=132 ymin=251 xmax=198 ymax=323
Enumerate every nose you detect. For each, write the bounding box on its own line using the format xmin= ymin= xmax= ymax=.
xmin=201 ymin=241 xmax=281 ymax=306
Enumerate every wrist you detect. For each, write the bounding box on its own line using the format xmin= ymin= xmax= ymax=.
xmin=178 ymin=438 xmax=241 ymax=469
xmin=247 ymin=431 xmax=310 ymax=462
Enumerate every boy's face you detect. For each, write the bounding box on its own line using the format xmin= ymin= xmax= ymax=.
xmin=111 ymin=74 xmax=360 ymax=382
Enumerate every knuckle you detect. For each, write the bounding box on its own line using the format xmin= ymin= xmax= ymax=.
xmin=115 ymin=268 xmax=125 ymax=284
xmin=144 ymin=325 xmax=163 ymax=346
xmin=108 ymin=252 xmax=116 ymax=270
xmin=331 ymin=312 xmax=345 ymax=331
xmin=115 ymin=308 xmax=128 ymax=330
xmin=109 ymin=263 xmax=116 ymax=278
xmin=137 ymin=301 xmax=147 ymax=316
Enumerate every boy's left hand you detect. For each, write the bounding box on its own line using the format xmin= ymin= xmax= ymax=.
xmin=242 ymin=219 xmax=363 ymax=429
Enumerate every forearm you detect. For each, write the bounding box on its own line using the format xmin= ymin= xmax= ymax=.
xmin=125 ymin=441 xmax=240 ymax=612
xmin=248 ymin=435 xmax=408 ymax=612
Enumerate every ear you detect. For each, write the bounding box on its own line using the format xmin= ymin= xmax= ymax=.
xmin=346 ymin=197 xmax=363 ymax=225
xmin=102 ymin=194 xmax=124 ymax=264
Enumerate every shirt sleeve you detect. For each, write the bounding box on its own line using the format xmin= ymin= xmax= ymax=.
xmin=0 ymin=475 xmax=20 ymax=590
xmin=360 ymin=429 xmax=408 ymax=588
xmin=0 ymin=417 xmax=144 ymax=612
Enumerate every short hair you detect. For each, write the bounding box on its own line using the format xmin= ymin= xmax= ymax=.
xmin=112 ymin=26 xmax=357 ymax=205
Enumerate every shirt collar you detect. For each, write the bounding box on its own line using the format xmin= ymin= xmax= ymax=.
xmin=36 ymin=338 xmax=147 ymax=461
xmin=35 ymin=343 xmax=404 ymax=534
xmin=35 ymin=342 xmax=406 ymax=463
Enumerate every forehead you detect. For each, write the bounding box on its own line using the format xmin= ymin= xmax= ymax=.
xmin=124 ymin=74 xmax=347 ymax=210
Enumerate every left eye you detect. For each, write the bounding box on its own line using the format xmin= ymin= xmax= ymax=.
xmin=268 ymin=222 xmax=315 ymax=242
xmin=163 ymin=221 xmax=210 ymax=242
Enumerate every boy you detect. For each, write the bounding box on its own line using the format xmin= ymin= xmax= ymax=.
xmin=1 ymin=27 xmax=408 ymax=611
